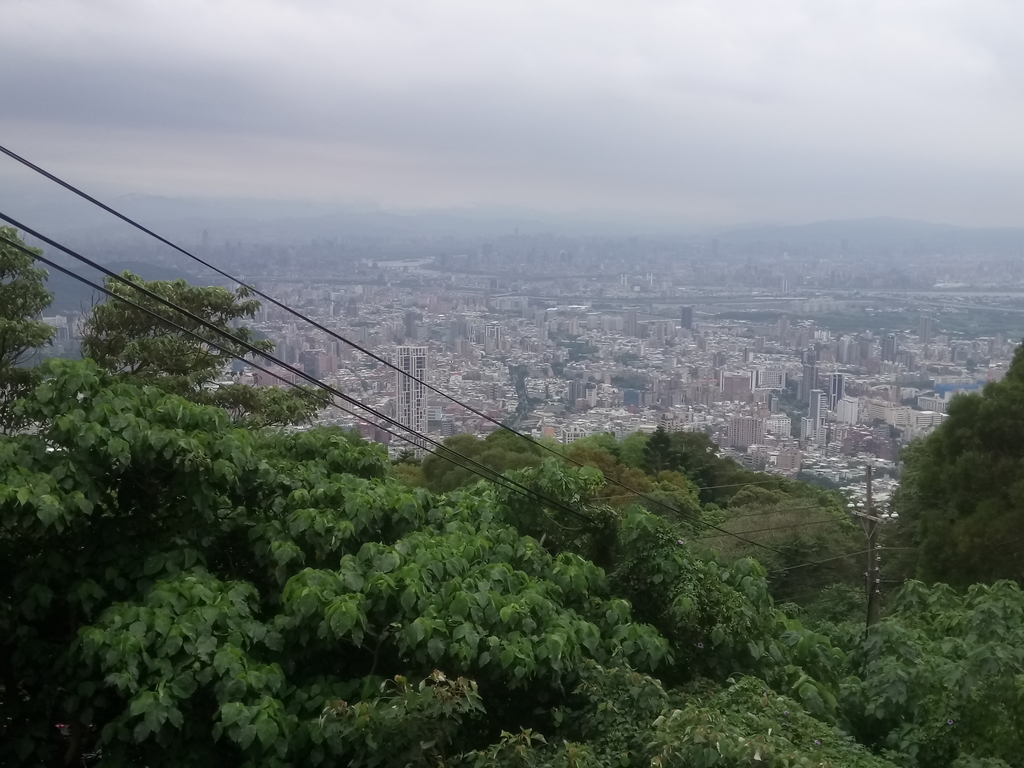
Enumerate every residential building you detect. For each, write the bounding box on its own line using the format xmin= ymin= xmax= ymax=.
xmin=680 ymin=305 xmax=694 ymax=331
xmin=826 ymin=372 xmax=845 ymax=410
xmin=765 ymin=414 xmax=792 ymax=435
xmin=836 ymin=396 xmax=860 ymax=424
xmin=728 ymin=416 xmax=765 ymax=449
xmin=395 ymin=345 xmax=429 ymax=447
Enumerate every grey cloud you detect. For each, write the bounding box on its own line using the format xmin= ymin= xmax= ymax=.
xmin=2 ymin=0 xmax=1024 ymax=227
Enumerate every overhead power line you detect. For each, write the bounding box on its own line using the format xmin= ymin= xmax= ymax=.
xmin=0 ymin=148 xmax=845 ymax=561
xmin=0 ymin=216 xmax=799 ymax=558
xmin=768 ymin=548 xmax=914 ymax=574
xmin=713 ymin=504 xmax=853 ymax=521
xmin=6 ymin=225 xmax=902 ymax=585
xmin=0 ymin=230 xmax=596 ymax=527
xmin=0 ymin=145 xmax=802 ymax=548
xmin=695 ymin=517 xmax=840 ymax=540
xmin=9 ymin=239 xmax=604 ymax=528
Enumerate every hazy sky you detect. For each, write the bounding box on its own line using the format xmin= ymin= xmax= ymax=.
xmin=2 ymin=0 xmax=1024 ymax=227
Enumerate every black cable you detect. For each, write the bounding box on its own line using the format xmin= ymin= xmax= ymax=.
xmin=14 ymin=235 xmax=886 ymax=587
xmin=772 ymin=592 xmax=821 ymax=604
xmin=5 ymin=228 xmax=916 ymax=589
xmin=694 ymin=517 xmax=840 ymax=540
xmin=588 ymin=477 xmax=788 ymax=498
xmin=0 ymin=149 xmax=799 ymax=553
xmin=0 ymin=231 xmax=596 ymax=526
xmin=1 ymin=216 xmax=795 ymax=558
xmin=770 ymin=549 xmax=873 ymax=573
xmin=712 ymin=503 xmax=852 ymax=520
xmin=5 ymin=241 xmax=551 ymax=509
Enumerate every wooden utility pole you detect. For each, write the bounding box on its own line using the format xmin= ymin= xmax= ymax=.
xmin=865 ymin=464 xmax=882 ymax=626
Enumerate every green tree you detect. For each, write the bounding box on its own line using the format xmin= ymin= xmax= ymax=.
xmin=648 ymin=677 xmax=897 ymax=768
xmin=0 ymin=227 xmax=54 ymax=434
xmin=0 ymin=361 xmax=671 ymax=765
xmin=81 ymin=272 xmax=324 ymax=426
xmin=420 ymin=430 xmax=545 ymax=493
xmin=2 ymin=360 xmax=871 ymax=766
xmin=643 ymin=426 xmax=678 ymax=474
xmin=840 ymin=580 xmax=1024 ymax=768
xmin=669 ymin=430 xmax=731 ymax=497
xmin=569 ymin=432 xmax=620 ymax=457
xmin=894 ymin=343 xmax=1024 ymax=585
xmin=562 ymin=443 xmax=654 ymax=509
xmin=704 ymin=490 xmax=863 ymax=597
xmin=618 ymin=431 xmax=648 ymax=468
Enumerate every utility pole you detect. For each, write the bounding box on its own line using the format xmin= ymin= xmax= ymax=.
xmin=864 ymin=464 xmax=882 ymax=626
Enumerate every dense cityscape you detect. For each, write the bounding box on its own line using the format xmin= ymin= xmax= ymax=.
xmin=39 ymin=226 xmax=1024 ymax=506
xmin=8 ymin=2 xmax=1024 ymax=764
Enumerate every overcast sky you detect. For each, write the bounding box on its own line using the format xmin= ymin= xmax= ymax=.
xmin=2 ymin=0 xmax=1023 ymax=228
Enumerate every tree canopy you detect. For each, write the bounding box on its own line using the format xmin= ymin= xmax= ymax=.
xmin=3 ymin=359 xmax=875 ymax=767
xmin=894 ymin=346 xmax=1024 ymax=586
xmin=4 ymin=260 xmax=1024 ymax=767
xmin=81 ymin=272 xmax=325 ymax=427
xmin=0 ymin=227 xmax=55 ymax=434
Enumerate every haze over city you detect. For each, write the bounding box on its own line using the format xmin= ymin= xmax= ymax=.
xmin=3 ymin=0 xmax=1024 ymax=227
xmin=6 ymin=4 xmax=1024 ymax=765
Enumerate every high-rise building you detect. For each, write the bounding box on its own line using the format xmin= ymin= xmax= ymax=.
xmin=680 ymin=305 xmax=694 ymax=331
xmin=299 ymin=349 xmax=330 ymax=379
xmin=395 ymin=345 xmax=429 ymax=447
xmin=623 ymin=389 xmax=643 ymax=407
xmin=764 ymin=413 xmax=791 ymax=435
xmin=804 ymin=388 xmax=828 ymax=444
xmin=649 ymin=319 xmax=675 ymax=341
xmin=799 ymin=363 xmax=818 ymax=402
xmin=836 ymin=336 xmax=851 ymax=364
xmin=404 ymin=310 xmax=420 ymax=341
xmin=566 ymin=378 xmax=586 ymax=405
xmin=827 ymin=372 xmax=845 ymax=411
xmin=776 ymin=316 xmax=791 ymax=339
xmin=485 ymin=324 xmax=503 ymax=345
xmin=859 ymin=337 xmax=873 ymax=361
xmin=919 ymin=316 xmax=933 ymax=346
xmin=728 ymin=416 xmax=765 ymax=449
xmin=625 ymin=309 xmax=638 ymax=337
xmin=776 ymin=447 xmax=802 ymax=471
xmin=720 ymin=372 xmax=752 ymax=402
xmin=754 ymin=368 xmax=786 ymax=390
xmin=836 ymin=396 xmax=860 ymax=425
xmin=882 ymin=333 xmax=898 ymax=362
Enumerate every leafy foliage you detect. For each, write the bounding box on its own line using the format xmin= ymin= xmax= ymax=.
xmin=81 ymin=272 xmax=324 ymax=426
xmin=1 ymin=361 xmax=674 ymax=765
xmin=648 ymin=677 xmax=896 ymax=768
xmin=0 ymin=227 xmax=54 ymax=433
xmin=419 ymin=430 xmax=547 ymax=493
xmin=840 ymin=580 xmax=1024 ymax=768
xmin=81 ymin=272 xmax=269 ymax=379
xmin=7 ymin=257 xmax=1024 ymax=767
xmin=894 ymin=344 xmax=1024 ymax=585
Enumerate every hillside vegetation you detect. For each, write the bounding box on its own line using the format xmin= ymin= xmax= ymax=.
xmin=3 ymin=229 xmax=1024 ymax=767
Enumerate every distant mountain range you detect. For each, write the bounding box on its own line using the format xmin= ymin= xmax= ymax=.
xmin=6 ymin=181 xmax=1023 ymax=252
xmin=714 ymin=217 xmax=1024 ymax=252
